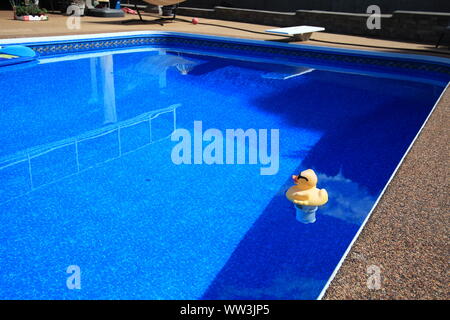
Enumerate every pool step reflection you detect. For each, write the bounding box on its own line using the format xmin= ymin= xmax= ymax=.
xmin=0 ymin=104 xmax=179 ymax=205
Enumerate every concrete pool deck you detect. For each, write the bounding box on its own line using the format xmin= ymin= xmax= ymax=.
xmin=0 ymin=10 xmax=448 ymax=300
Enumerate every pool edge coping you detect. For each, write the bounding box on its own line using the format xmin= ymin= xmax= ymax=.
xmin=1 ymin=31 xmax=450 ymax=67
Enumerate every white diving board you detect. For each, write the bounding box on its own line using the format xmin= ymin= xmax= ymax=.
xmin=266 ymin=26 xmax=325 ymax=41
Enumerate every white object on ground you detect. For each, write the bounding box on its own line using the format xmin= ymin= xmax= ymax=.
xmin=266 ymin=26 xmax=325 ymax=41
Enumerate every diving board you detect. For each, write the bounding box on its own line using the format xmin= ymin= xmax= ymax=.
xmin=266 ymin=26 xmax=325 ymax=41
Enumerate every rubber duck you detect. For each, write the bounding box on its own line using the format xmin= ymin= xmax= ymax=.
xmin=286 ymin=169 xmax=328 ymax=223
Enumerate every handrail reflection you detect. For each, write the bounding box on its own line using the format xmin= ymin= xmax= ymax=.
xmin=0 ymin=104 xmax=180 ymax=205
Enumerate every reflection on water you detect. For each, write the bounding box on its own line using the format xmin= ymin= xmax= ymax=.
xmin=0 ymin=50 xmax=199 ymax=205
xmin=88 ymin=55 xmax=119 ymax=124
xmin=131 ymin=50 xmax=197 ymax=76
xmin=100 ymin=55 xmax=117 ymax=124
xmin=261 ymin=66 xmax=314 ymax=80
xmin=0 ymin=52 xmax=182 ymax=205
xmin=118 ymin=50 xmax=197 ymax=90
xmin=0 ymin=104 xmax=179 ymax=205
xmin=318 ymin=172 xmax=376 ymax=225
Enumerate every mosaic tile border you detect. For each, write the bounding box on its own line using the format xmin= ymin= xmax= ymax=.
xmin=30 ymin=35 xmax=450 ymax=77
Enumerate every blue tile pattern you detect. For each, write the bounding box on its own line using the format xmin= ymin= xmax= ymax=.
xmin=29 ymin=36 xmax=450 ymax=77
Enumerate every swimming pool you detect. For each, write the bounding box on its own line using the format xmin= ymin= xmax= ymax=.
xmin=0 ymin=32 xmax=449 ymax=300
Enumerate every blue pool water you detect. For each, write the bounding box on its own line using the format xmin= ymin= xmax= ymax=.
xmin=0 ymin=36 xmax=448 ymax=299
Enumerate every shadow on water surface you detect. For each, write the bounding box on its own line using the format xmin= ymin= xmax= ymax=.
xmin=201 ymin=187 xmax=359 ymax=299
xmin=200 ymin=62 xmax=441 ymax=299
xmin=250 ymin=70 xmax=440 ymax=195
xmin=170 ymin=54 xmax=441 ymax=195
xmin=157 ymin=53 xmax=441 ymax=298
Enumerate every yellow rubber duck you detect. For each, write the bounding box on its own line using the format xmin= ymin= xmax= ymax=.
xmin=285 ymin=169 xmax=328 ymax=206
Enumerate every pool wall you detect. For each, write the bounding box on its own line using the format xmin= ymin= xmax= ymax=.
xmin=1 ymin=31 xmax=449 ymax=85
